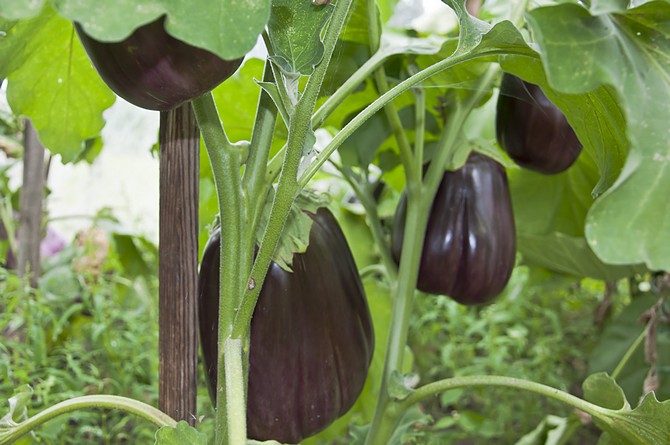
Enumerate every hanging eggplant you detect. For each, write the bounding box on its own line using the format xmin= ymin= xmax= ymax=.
xmin=198 ymin=207 xmax=374 ymax=444
xmin=392 ymin=152 xmax=516 ymax=305
xmin=496 ymin=73 xmax=582 ymax=174
xmin=75 ymin=17 xmax=242 ymax=111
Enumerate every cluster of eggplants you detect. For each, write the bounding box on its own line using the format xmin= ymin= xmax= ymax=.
xmin=392 ymin=153 xmax=516 ymax=305
xmin=198 ymin=207 xmax=374 ymax=444
xmin=75 ymin=17 xmax=242 ymax=111
xmin=495 ymin=73 xmax=583 ymax=174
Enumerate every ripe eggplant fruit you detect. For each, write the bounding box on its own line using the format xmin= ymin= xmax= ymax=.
xmin=392 ymin=153 xmax=516 ymax=305
xmin=75 ymin=17 xmax=242 ymax=111
xmin=496 ymin=73 xmax=582 ymax=174
xmin=198 ymin=207 xmax=374 ymax=444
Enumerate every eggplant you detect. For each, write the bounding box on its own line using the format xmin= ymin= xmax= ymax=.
xmin=392 ymin=153 xmax=516 ymax=305
xmin=198 ymin=207 xmax=374 ymax=444
xmin=496 ymin=73 xmax=582 ymax=174
xmin=75 ymin=17 xmax=242 ymax=111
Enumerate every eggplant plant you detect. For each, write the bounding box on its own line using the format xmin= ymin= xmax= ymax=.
xmin=1 ymin=0 xmax=669 ymax=445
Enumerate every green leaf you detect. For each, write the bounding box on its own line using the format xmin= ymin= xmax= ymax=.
xmin=154 ymin=421 xmax=206 ymax=445
xmin=257 ymin=189 xmax=330 ymax=271
xmin=0 ymin=385 xmax=32 ymax=429
xmin=52 ymin=0 xmax=269 ymax=60
xmin=387 ymin=370 xmax=418 ymax=401
xmin=583 ymin=373 xmax=630 ymax=411
xmin=266 ymin=0 xmax=334 ymax=75
xmin=509 ymin=146 xmax=645 ymax=280
xmin=0 ymin=6 xmax=115 ymax=163
xmin=582 ymin=372 xmax=670 ymax=445
xmin=591 ymin=0 xmax=629 ymax=14
xmin=0 ymin=0 xmax=45 ymax=19
xmin=339 ymin=105 xmax=440 ymax=169
xmin=588 ymin=295 xmax=670 ymax=403
xmin=527 ymin=2 xmax=670 ymax=271
xmin=518 ymin=233 xmax=646 ymax=281
xmin=515 ymin=415 xmax=573 ymax=445
xmin=499 ymin=56 xmax=628 ymax=195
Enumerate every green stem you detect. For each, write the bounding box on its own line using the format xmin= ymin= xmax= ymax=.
xmin=299 ymin=48 xmax=527 ymax=187
xmin=335 ymin=165 xmax=398 ymax=280
xmin=0 ymin=395 xmax=176 ymax=445
xmin=612 ymin=323 xmax=648 ymax=381
xmin=366 ymin=0 xmax=418 ymax=185
xmin=364 ymin=183 xmax=430 ymax=445
xmin=410 ymin=65 xmax=426 ymax=170
xmin=396 ymin=375 xmax=611 ymax=423
xmin=365 ymin=63 xmax=505 ymax=445
xmin=192 ymin=93 xmax=244 ymax=445
xmin=223 ymin=339 xmax=246 ymax=445
xmin=312 ymin=50 xmax=387 ymax=128
xmin=243 ymin=59 xmax=279 ymax=279
xmin=231 ymin=0 xmax=354 ymax=340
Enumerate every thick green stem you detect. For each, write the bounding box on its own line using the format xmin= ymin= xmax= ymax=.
xmin=0 ymin=395 xmax=176 ymax=445
xmin=192 ymin=93 xmax=245 ymax=445
xmin=223 ymin=339 xmax=246 ymax=445
xmin=231 ymin=0 xmax=354 ymax=340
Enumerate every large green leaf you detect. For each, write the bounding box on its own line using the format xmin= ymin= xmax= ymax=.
xmin=583 ymin=373 xmax=670 ymax=445
xmin=49 ymin=0 xmax=268 ymax=60
xmin=527 ymin=1 xmax=670 ymax=271
xmin=0 ymin=6 xmax=115 ymax=162
xmin=507 ymin=140 xmax=644 ymax=279
xmin=0 ymin=0 xmax=46 ymax=19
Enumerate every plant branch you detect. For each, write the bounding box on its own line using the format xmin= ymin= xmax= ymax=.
xmin=231 ymin=0 xmax=355 ymax=340
xmin=366 ymin=0 xmax=417 ymax=185
xmin=192 ymin=92 xmax=244 ymax=445
xmin=243 ymin=59 xmax=279 ymax=277
xmin=395 ymin=375 xmax=610 ymax=421
xmin=0 ymin=395 xmax=176 ymax=445
xmin=299 ymin=47 xmax=531 ymax=187
xmin=334 ymin=165 xmax=398 ymax=280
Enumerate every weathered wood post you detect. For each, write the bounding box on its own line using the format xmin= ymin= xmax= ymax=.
xmin=158 ymin=104 xmax=199 ymax=424
xmin=17 ymin=119 xmax=46 ymax=287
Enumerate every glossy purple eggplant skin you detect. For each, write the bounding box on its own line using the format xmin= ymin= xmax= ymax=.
xmin=392 ymin=153 xmax=516 ymax=305
xmin=198 ymin=207 xmax=374 ymax=444
xmin=496 ymin=73 xmax=582 ymax=174
xmin=75 ymin=17 xmax=242 ymax=111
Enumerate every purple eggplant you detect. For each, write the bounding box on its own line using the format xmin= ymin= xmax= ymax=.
xmin=75 ymin=17 xmax=242 ymax=111
xmin=198 ymin=207 xmax=374 ymax=443
xmin=392 ymin=153 xmax=516 ymax=305
xmin=496 ymin=73 xmax=582 ymax=174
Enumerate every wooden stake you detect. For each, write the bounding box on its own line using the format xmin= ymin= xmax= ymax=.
xmin=158 ymin=103 xmax=199 ymax=424
xmin=17 ymin=119 xmax=46 ymax=287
